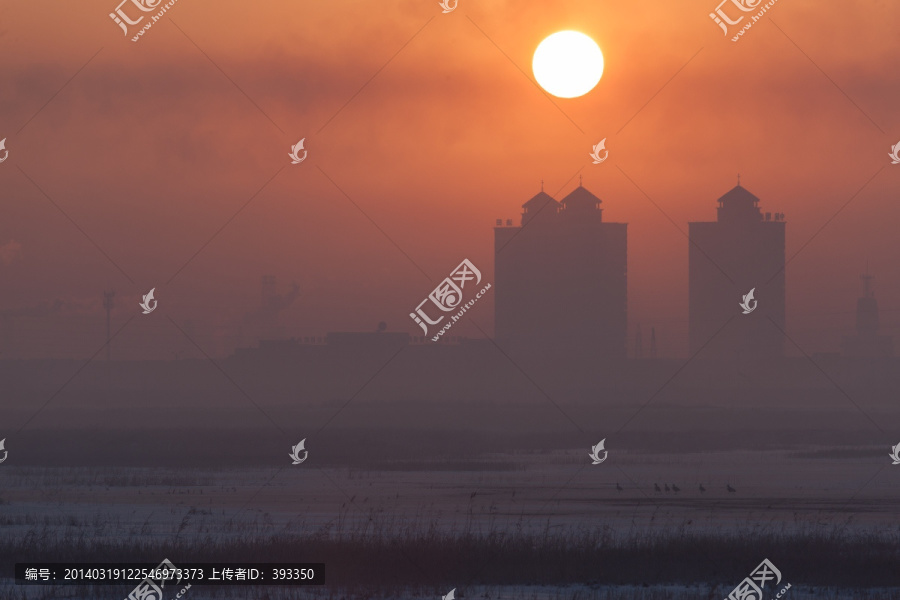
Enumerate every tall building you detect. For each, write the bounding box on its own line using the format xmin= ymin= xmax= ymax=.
xmin=494 ymin=184 xmax=627 ymax=364
xmin=841 ymin=271 xmax=894 ymax=358
xmin=689 ymin=182 xmax=785 ymax=359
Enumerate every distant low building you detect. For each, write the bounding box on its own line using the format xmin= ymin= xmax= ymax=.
xmin=326 ymin=331 xmax=410 ymax=349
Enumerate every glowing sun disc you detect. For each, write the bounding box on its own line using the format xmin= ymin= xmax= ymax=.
xmin=532 ymin=31 xmax=604 ymax=98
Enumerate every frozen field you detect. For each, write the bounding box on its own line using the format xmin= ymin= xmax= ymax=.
xmin=2 ymin=444 xmax=896 ymax=536
xmin=2 ymin=443 xmax=899 ymax=598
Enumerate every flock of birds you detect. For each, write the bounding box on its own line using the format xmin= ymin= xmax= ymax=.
xmin=614 ymin=483 xmax=737 ymax=493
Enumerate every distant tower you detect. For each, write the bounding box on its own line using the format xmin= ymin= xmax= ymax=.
xmin=688 ymin=181 xmax=785 ymax=359
xmin=261 ymin=275 xmax=276 ymax=308
xmin=650 ymin=327 xmax=657 ymax=358
xmin=856 ymin=271 xmax=878 ymax=336
xmin=260 ymin=275 xmax=278 ymax=338
xmin=103 ymin=290 xmax=115 ymax=361
xmin=494 ymin=183 xmax=627 ymax=365
xmin=841 ymin=270 xmax=894 ymax=358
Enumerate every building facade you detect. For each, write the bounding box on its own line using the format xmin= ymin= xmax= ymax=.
xmin=689 ymin=183 xmax=785 ymax=359
xmin=494 ymin=184 xmax=627 ymax=364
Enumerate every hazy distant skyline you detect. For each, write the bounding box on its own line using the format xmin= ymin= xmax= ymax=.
xmin=1 ymin=0 xmax=898 ymax=359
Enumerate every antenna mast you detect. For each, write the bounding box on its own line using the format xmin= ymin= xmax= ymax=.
xmin=103 ymin=290 xmax=115 ymax=361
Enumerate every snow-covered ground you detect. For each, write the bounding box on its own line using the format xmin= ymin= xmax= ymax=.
xmin=2 ymin=446 xmax=895 ymax=537
xmin=1 ymin=445 xmax=897 ymax=598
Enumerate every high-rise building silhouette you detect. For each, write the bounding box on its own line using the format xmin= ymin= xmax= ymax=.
xmin=689 ymin=181 xmax=785 ymax=359
xmin=494 ymin=183 xmax=627 ymax=364
xmin=841 ymin=271 xmax=893 ymax=358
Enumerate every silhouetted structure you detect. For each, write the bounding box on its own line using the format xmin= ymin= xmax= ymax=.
xmin=103 ymin=290 xmax=115 ymax=361
xmin=689 ymin=182 xmax=785 ymax=359
xmin=841 ymin=271 xmax=894 ymax=358
xmin=326 ymin=331 xmax=409 ymax=350
xmin=494 ymin=184 xmax=627 ymax=364
xmin=247 ymin=275 xmax=300 ymax=340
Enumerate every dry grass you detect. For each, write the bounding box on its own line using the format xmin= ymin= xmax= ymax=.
xmin=3 ymin=514 xmax=900 ymax=590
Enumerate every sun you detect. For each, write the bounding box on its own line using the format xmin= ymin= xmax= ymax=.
xmin=532 ymin=31 xmax=604 ymax=99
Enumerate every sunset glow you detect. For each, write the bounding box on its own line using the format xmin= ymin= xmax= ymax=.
xmin=1 ymin=2 xmax=899 ymax=597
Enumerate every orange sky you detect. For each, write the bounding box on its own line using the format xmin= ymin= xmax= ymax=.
xmin=0 ymin=0 xmax=899 ymax=358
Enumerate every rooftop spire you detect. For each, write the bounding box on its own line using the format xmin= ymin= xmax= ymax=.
xmin=737 ymin=173 xmax=741 ymax=186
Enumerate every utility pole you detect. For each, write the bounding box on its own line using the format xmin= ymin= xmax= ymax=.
xmin=103 ymin=291 xmax=115 ymax=361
